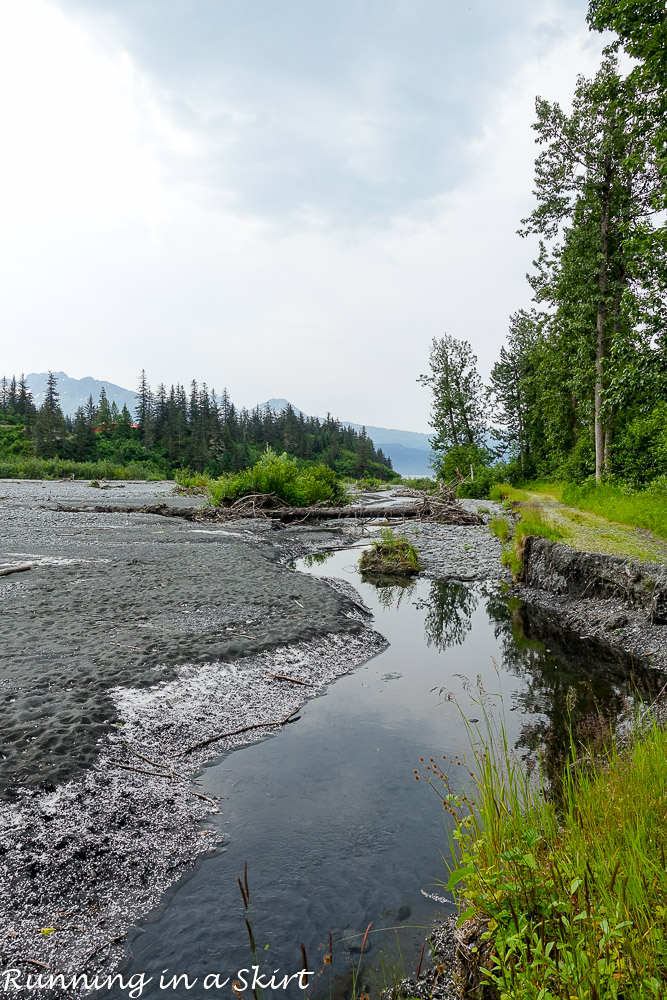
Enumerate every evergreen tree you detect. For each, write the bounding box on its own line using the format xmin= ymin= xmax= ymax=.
xmin=97 ymin=386 xmax=112 ymax=430
xmin=33 ymin=372 xmax=67 ymax=458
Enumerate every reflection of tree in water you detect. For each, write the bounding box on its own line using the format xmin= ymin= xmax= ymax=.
xmin=303 ymin=550 xmax=336 ymax=568
xmin=485 ymin=589 xmax=667 ymax=783
xmin=420 ymin=581 xmax=479 ymax=651
xmin=367 ymin=577 xmax=417 ymax=610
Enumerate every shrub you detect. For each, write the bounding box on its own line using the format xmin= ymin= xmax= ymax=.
xmin=0 ymin=457 xmax=165 ymax=480
xmin=206 ymin=449 xmax=344 ymax=508
xmin=399 ymin=476 xmax=436 ymax=491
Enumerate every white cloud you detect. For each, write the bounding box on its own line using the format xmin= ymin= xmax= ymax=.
xmin=0 ymin=0 xmax=609 ymax=431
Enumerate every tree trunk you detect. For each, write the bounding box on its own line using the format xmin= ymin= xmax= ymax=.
xmin=595 ymin=167 xmax=612 ymax=482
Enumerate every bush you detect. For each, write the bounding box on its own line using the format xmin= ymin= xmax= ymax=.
xmin=206 ymin=449 xmax=344 ymax=508
xmin=0 ymin=457 xmax=165 ymax=480
xmin=399 ymin=476 xmax=436 ymax=490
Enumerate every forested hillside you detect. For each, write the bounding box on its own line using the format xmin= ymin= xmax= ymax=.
xmin=423 ymin=3 xmax=667 ymax=495
xmin=0 ymin=371 xmax=394 ymax=481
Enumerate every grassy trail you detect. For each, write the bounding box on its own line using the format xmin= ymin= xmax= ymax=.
xmin=496 ymin=484 xmax=667 ymax=563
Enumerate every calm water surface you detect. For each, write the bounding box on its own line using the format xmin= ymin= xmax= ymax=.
xmin=110 ymin=546 xmax=660 ymax=998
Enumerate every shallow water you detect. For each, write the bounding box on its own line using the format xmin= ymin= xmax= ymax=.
xmin=109 ymin=546 xmax=662 ymax=998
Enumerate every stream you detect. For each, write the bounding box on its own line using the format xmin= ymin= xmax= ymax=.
xmin=109 ymin=542 xmax=663 ymax=998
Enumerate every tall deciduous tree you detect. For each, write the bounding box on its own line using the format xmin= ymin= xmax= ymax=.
xmin=521 ymin=55 xmax=666 ymax=479
xmin=419 ymin=334 xmax=486 ymax=459
xmin=489 ymin=311 xmax=541 ymax=475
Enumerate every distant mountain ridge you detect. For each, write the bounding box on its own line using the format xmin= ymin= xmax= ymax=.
xmin=25 ymin=372 xmax=136 ymax=419
xmin=256 ymin=398 xmax=434 ymax=476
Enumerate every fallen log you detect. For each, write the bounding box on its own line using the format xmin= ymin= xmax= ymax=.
xmin=48 ymin=499 xmax=481 ymax=526
xmin=0 ymin=563 xmax=32 ymax=577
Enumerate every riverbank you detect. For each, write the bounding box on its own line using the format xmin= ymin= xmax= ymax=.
xmin=0 ymin=480 xmax=388 ymax=992
xmin=3 ymin=480 xmax=663 ymax=998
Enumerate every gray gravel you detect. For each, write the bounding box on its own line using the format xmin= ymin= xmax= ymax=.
xmin=339 ymin=498 xmax=511 ymax=582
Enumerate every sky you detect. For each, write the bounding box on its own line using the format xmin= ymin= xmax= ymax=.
xmin=0 ymin=0 xmax=610 ymax=431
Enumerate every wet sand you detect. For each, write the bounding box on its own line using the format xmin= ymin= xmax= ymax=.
xmin=0 ymin=481 xmax=385 ymax=992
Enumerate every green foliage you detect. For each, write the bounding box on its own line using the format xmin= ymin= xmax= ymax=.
xmin=1 ymin=373 xmax=394 ymax=481
xmin=561 ymin=478 xmax=667 ymax=539
xmin=497 ymin=502 xmax=567 ymax=580
xmin=432 ymin=711 xmax=667 ymax=999
xmin=0 ymin=423 xmax=32 ymax=457
xmin=206 ymin=449 xmax=344 ymax=508
xmin=419 ymin=334 xmax=487 ymax=456
xmin=431 ymin=443 xmax=501 ymax=499
xmin=489 ymin=483 xmax=532 ymax=503
xmin=398 ymin=476 xmax=436 ymax=490
xmin=588 ymin=0 xmax=667 ymax=93
xmin=359 ymin=528 xmax=423 ymax=578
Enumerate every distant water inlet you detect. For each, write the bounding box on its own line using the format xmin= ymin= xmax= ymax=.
xmin=110 ymin=546 xmax=664 ymax=997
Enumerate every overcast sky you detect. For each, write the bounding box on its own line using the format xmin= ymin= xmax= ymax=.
xmin=0 ymin=0 xmax=609 ymax=431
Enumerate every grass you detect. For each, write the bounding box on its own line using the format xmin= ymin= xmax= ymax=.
xmin=560 ymin=479 xmax=667 ymax=540
xmin=359 ymin=529 xmax=423 ymax=578
xmin=500 ymin=503 xmax=567 ymax=579
xmin=425 ymin=707 xmax=667 ymax=999
xmin=0 ymin=456 xmax=166 ymax=480
xmin=489 ymin=482 xmax=533 ymax=504
xmin=489 ymin=517 xmax=510 ymax=543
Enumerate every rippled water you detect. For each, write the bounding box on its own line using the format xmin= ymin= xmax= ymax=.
xmin=109 ymin=546 xmax=661 ymax=998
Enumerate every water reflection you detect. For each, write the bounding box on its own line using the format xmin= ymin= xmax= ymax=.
xmin=420 ymin=582 xmax=479 ymax=650
xmin=107 ymin=550 xmax=667 ymax=997
xmin=302 ymin=550 xmax=337 ymax=568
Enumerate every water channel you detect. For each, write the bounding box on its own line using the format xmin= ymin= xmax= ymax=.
xmin=109 ymin=543 xmax=662 ymax=998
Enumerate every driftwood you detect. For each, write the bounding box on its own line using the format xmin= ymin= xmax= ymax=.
xmin=174 ymin=706 xmax=302 ymax=758
xmin=49 ymin=497 xmax=481 ymax=526
xmin=0 ymin=563 xmax=31 ymax=577
xmin=268 ymin=673 xmax=313 ymax=686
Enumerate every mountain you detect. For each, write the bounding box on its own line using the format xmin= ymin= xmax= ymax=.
xmin=255 ymin=398 xmax=434 ymax=477
xmin=25 ymin=372 xmax=137 ymax=419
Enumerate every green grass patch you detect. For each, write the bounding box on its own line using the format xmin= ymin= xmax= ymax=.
xmin=359 ymin=528 xmax=423 ymax=578
xmin=489 ymin=482 xmax=532 ymax=504
xmin=0 ymin=457 xmax=166 ymax=480
xmin=434 ymin=712 xmax=667 ymax=999
xmin=499 ymin=502 xmax=567 ymax=579
xmin=489 ymin=517 xmax=510 ymax=543
xmin=561 ymin=479 xmax=667 ymax=540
